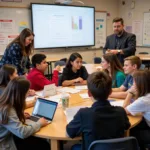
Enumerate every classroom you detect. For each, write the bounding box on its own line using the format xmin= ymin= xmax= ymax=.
xmin=0 ymin=0 xmax=150 ymax=150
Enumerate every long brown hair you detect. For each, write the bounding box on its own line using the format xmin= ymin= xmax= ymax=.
xmin=133 ymin=70 xmax=150 ymax=97
xmin=0 ymin=77 xmax=30 ymax=124
xmin=103 ymin=53 xmax=123 ymax=79
xmin=7 ymin=28 xmax=34 ymax=56
xmin=0 ymin=64 xmax=16 ymax=87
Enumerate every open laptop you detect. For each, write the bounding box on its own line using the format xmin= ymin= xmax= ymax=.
xmin=29 ymin=98 xmax=58 ymax=123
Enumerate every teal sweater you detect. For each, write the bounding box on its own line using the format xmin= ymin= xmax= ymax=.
xmin=112 ymin=71 xmax=126 ymax=88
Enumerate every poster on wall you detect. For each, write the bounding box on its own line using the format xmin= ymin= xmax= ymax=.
xmin=143 ymin=12 xmax=150 ymax=47
xmin=132 ymin=20 xmax=143 ymax=46
xmin=94 ymin=11 xmax=107 ymax=49
xmin=0 ymin=8 xmax=30 ymax=55
xmin=1 ymin=0 xmax=22 ymax=2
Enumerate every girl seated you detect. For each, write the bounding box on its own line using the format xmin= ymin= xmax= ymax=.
xmin=124 ymin=70 xmax=150 ymax=150
xmin=101 ymin=53 xmax=125 ymax=88
xmin=0 ymin=77 xmax=49 ymax=150
xmin=0 ymin=64 xmax=35 ymax=108
xmin=62 ymin=52 xmax=88 ymax=86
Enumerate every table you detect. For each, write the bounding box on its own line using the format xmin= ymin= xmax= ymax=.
xmin=46 ymin=58 xmax=60 ymax=79
xmin=136 ymin=54 xmax=150 ymax=69
xmin=25 ymin=90 xmax=142 ymax=150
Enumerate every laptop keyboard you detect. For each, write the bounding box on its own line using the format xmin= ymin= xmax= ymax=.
xmin=29 ymin=116 xmax=39 ymax=122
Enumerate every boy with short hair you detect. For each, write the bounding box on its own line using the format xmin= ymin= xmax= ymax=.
xmin=109 ymin=55 xmax=141 ymax=99
xmin=27 ymin=54 xmax=60 ymax=91
xmin=66 ymin=71 xmax=130 ymax=150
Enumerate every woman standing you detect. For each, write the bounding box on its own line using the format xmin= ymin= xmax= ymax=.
xmin=0 ymin=28 xmax=34 ymax=75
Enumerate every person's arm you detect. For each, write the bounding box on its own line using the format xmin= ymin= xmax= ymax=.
xmin=103 ymin=36 xmax=109 ymax=54
xmin=110 ymin=85 xmax=127 ymax=99
xmin=123 ymin=92 xmax=133 ymax=108
xmin=2 ymin=108 xmax=42 ymax=139
xmin=66 ymin=109 xmax=82 ymax=138
xmin=112 ymin=85 xmax=126 ymax=92
xmin=62 ymin=68 xmax=76 ymax=86
xmin=122 ymin=34 xmax=136 ymax=57
xmin=109 ymin=91 xmax=128 ymax=99
xmin=125 ymin=97 xmax=146 ymax=116
xmin=51 ymin=70 xmax=59 ymax=86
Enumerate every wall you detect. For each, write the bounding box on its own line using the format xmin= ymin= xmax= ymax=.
xmin=0 ymin=0 xmax=119 ymax=63
xmin=118 ymin=0 xmax=150 ymax=54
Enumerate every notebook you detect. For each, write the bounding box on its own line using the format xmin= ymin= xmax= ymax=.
xmin=29 ymin=98 xmax=58 ymax=123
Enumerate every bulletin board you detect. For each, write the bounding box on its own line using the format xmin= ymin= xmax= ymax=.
xmin=143 ymin=12 xmax=150 ymax=47
xmin=0 ymin=7 xmax=31 ymax=55
xmin=94 ymin=11 xmax=107 ymax=48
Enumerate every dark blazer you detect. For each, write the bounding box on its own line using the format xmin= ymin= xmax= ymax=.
xmin=66 ymin=100 xmax=130 ymax=150
xmin=103 ymin=31 xmax=136 ymax=63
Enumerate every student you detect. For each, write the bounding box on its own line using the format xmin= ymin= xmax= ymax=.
xmin=62 ymin=52 xmax=88 ymax=86
xmin=66 ymin=71 xmax=130 ymax=150
xmin=0 ymin=64 xmax=35 ymax=97
xmin=0 ymin=28 xmax=34 ymax=75
xmin=27 ymin=53 xmax=60 ymax=91
xmin=0 ymin=77 xmax=49 ymax=150
xmin=101 ymin=53 xmax=125 ymax=88
xmin=124 ymin=70 xmax=150 ymax=150
xmin=0 ymin=64 xmax=18 ymax=95
xmin=109 ymin=56 xmax=141 ymax=99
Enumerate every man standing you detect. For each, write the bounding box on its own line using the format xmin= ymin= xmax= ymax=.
xmin=103 ymin=17 xmax=136 ymax=64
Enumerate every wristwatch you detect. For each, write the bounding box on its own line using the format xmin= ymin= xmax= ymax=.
xmin=117 ymin=50 xmax=121 ymax=54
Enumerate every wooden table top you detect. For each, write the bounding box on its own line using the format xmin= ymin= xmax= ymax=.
xmin=136 ymin=54 xmax=150 ymax=61
xmin=25 ymin=90 xmax=142 ymax=140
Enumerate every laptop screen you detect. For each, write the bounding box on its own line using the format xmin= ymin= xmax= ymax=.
xmin=32 ymin=98 xmax=58 ymax=121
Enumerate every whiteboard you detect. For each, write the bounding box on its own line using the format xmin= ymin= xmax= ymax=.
xmin=94 ymin=11 xmax=106 ymax=48
xmin=143 ymin=12 xmax=150 ymax=47
xmin=0 ymin=7 xmax=31 ymax=55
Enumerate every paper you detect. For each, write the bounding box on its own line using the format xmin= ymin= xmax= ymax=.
xmin=110 ymin=100 xmax=124 ymax=107
xmin=132 ymin=20 xmax=143 ymax=46
xmin=75 ymin=85 xmax=87 ymax=90
xmin=43 ymin=84 xmax=57 ymax=97
xmin=45 ymin=94 xmax=63 ymax=103
xmin=143 ymin=13 xmax=150 ymax=46
xmin=65 ymin=106 xmax=88 ymax=123
xmin=57 ymin=87 xmax=80 ymax=94
xmin=35 ymin=91 xmax=43 ymax=97
xmin=35 ymin=84 xmax=57 ymax=98
xmin=79 ymin=93 xmax=90 ymax=99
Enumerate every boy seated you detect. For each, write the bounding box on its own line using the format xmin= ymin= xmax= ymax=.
xmin=66 ymin=71 xmax=130 ymax=150
xmin=27 ymin=54 xmax=60 ymax=91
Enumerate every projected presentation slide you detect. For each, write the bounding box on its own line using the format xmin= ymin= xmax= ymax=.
xmin=31 ymin=4 xmax=95 ymax=48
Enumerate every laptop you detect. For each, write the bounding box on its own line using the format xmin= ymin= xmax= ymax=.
xmin=29 ymin=98 xmax=58 ymax=123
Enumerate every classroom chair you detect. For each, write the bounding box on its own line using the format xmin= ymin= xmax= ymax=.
xmin=60 ymin=58 xmax=67 ymax=63
xmin=88 ymin=137 xmax=139 ymax=150
xmin=54 ymin=60 xmax=66 ymax=67
xmin=82 ymin=61 xmax=87 ymax=64
xmin=94 ymin=57 xmax=101 ymax=64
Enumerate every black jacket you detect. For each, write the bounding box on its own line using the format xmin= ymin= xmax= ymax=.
xmin=66 ymin=100 xmax=130 ymax=150
xmin=103 ymin=31 xmax=136 ymax=64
